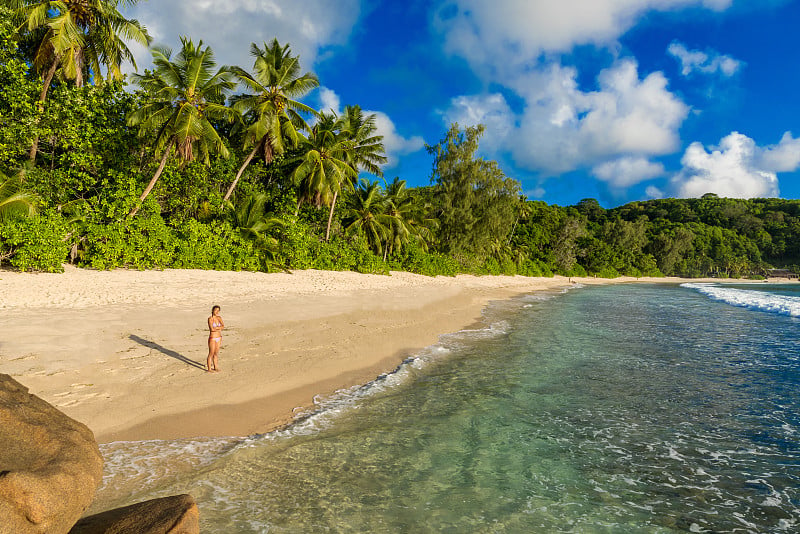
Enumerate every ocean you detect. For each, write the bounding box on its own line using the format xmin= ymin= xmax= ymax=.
xmin=92 ymin=283 xmax=800 ymax=532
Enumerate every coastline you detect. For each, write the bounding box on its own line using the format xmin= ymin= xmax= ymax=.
xmin=0 ymin=267 xmax=762 ymax=442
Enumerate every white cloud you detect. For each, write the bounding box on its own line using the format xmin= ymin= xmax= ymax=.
xmin=434 ymin=0 xmax=732 ymax=79
xmin=592 ymin=157 xmax=665 ymax=187
xmin=371 ymin=112 xmax=426 ymax=168
xmin=672 ymin=132 xmax=782 ymax=198
xmin=318 ymin=87 xmax=341 ymax=115
xmin=646 ymin=185 xmax=665 ymax=199
xmin=758 ymin=131 xmax=800 ymax=172
xmin=525 ymin=186 xmax=546 ymax=199
xmin=431 ymin=0 xmax=748 ymax=196
xmin=441 ymin=93 xmax=514 ymax=153
xmin=667 ymin=41 xmax=742 ymax=77
xmin=445 ymin=60 xmax=688 ymax=177
xmin=317 ymin=87 xmax=425 ymax=169
xmin=122 ymin=0 xmax=361 ymax=77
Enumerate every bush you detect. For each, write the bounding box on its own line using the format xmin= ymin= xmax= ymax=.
xmin=392 ymin=242 xmax=460 ymax=276
xmin=174 ymin=219 xmax=261 ymax=271
xmin=81 ymin=213 xmax=178 ymax=269
xmin=593 ymin=266 xmax=620 ymax=278
xmin=0 ymin=211 xmax=70 ymax=272
xmin=517 ymin=259 xmax=554 ymax=277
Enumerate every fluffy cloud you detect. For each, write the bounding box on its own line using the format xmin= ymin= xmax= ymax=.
xmin=441 ymin=94 xmax=514 ymax=153
xmin=758 ymin=131 xmax=800 ymax=172
xmin=445 ymin=60 xmax=688 ymax=176
xmin=671 ymin=132 xmax=789 ymax=198
xmin=592 ymin=157 xmax=666 ymax=188
xmin=434 ymin=0 xmax=731 ymax=78
xmin=667 ymin=41 xmax=742 ymax=77
xmin=318 ymin=87 xmax=342 ymax=114
xmin=371 ymin=112 xmax=426 ymax=168
xmin=317 ymin=87 xmax=425 ymax=169
xmin=525 ymin=186 xmax=547 ymax=199
xmin=122 ymin=0 xmax=361 ymax=76
xmin=646 ymin=185 xmax=665 ymax=199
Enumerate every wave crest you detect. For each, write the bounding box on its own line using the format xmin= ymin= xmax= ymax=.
xmin=682 ymin=283 xmax=800 ymax=317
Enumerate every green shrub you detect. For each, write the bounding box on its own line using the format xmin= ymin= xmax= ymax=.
xmin=0 ymin=211 xmax=70 ymax=272
xmin=393 ymin=242 xmax=460 ymax=276
xmin=594 ymin=266 xmax=620 ymax=278
xmin=174 ymin=219 xmax=261 ymax=271
xmin=81 ymin=213 xmax=178 ymax=269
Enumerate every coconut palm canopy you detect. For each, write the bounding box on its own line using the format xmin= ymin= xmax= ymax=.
xmin=223 ymin=38 xmax=319 ymax=201
xmin=126 ymin=37 xmax=237 ymax=216
xmin=10 ymin=0 xmax=150 ymax=85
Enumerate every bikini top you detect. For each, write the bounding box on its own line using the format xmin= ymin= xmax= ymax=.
xmin=212 ymin=319 xmax=221 ymax=327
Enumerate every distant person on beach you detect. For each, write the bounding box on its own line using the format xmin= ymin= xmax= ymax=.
xmin=207 ymin=305 xmax=224 ymax=372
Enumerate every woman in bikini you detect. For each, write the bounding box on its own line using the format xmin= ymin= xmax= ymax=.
xmin=207 ymin=305 xmax=224 ymax=372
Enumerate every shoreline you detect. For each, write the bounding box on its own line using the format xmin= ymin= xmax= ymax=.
xmin=0 ymin=267 xmax=774 ymax=443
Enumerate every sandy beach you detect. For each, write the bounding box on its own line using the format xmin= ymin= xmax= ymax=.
xmin=0 ymin=267 xmax=743 ymax=443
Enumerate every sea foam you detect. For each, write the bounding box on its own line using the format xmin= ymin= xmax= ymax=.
xmin=681 ymin=283 xmax=800 ymax=317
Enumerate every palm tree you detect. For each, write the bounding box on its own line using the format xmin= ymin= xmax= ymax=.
xmin=383 ymin=177 xmax=434 ymax=260
xmin=291 ymin=112 xmax=357 ymax=239
xmin=225 ymin=192 xmax=285 ymax=257
xmin=223 ymin=39 xmax=318 ymax=202
xmin=126 ymin=37 xmax=237 ymax=218
xmin=0 ymin=168 xmax=37 ymax=222
xmin=317 ymin=105 xmax=387 ymax=242
xmin=10 ymin=0 xmax=151 ymax=162
xmin=343 ymin=178 xmax=390 ymax=255
xmin=339 ymin=105 xmax=387 ymax=177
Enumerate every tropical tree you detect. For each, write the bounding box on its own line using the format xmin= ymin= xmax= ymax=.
xmin=9 ymin=0 xmax=151 ymax=162
xmin=343 ymin=179 xmax=391 ymax=255
xmin=0 ymin=168 xmax=37 ymax=221
xmin=328 ymin=105 xmax=387 ymax=242
xmin=428 ymin=123 xmax=521 ymax=258
xmin=224 ymin=192 xmax=284 ymax=257
xmin=383 ymin=177 xmax=433 ymax=260
xmin=126 ymin=37 xmax=237 ymax=217
xmin=223 ymin=39 xmax=319 ymax=201
xmin=291 ymin=112 xmax=357 ymax=239
xmin=339 ymin=105 xmax=387 ymax=177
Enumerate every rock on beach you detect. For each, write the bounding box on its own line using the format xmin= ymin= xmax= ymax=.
xmin=0 ymin=374 xmax=104 ymax=534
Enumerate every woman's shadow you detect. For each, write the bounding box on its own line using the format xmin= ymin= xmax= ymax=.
xmin=129 ymin=335 xmax=206 ymax=371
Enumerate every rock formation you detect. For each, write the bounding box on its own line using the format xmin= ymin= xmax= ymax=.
xmin=0 ymin=374 xmax=200 ymax=534
xmin=0 ymin=374 xmax=104 ymax=534
xmin=69 ymin=494 xmax=199 ymax=534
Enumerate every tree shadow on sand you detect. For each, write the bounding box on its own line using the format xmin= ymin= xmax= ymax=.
xmin=129 ymin=335 xmax=206 ymax=371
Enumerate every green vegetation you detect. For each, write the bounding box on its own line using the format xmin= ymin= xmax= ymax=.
xmin=1 ymin=9 xmax=799 ymax=278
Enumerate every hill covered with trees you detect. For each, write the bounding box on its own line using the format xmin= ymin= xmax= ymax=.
xmin=1 ymin=3 xmax=799 ymax=279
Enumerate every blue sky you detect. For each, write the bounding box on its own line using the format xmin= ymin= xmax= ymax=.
xmin=124 ymin=0 xmax=800 ymax=207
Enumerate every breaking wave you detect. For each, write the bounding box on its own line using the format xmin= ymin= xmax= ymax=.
xmin=682 ymin=283 xmax=800 ymax=317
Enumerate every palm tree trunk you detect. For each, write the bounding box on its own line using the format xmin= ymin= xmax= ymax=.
xmin=128 ymin=142 xmax=173 ymax=218
xmin=325 ymin=191 xmax=338 ymax=242
xmin=507 ymin=214 xmax=519 ymax=245
xmin=223 ymin=145 xmax=259 ymax=201
xmin=29 ymin=59 xmax=59 ymax=163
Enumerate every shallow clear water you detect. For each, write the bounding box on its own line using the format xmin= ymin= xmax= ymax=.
xmin=95 ymin=284 xmax=800 ymax=532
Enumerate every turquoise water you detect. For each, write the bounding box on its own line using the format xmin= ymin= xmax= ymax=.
xmin=95 ymin=284 xmax=800 ymax=532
